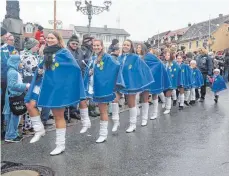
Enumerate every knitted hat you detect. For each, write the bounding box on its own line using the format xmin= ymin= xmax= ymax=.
xmin=68 ymin=34 xmax=79 ymax=43
xmin=1 ymin=27 xmax=7 ymax=37
xmin=111 ymin=46 xmax=120 ymax=52
xmin=111 ymin=39 xmax=119 ymax=45
xmin=38 ymin=25 xmax=44 ymax=31
xmin=24 ymin=37 xmax=39 ymax=50
xmin=213 ymin=69 xmax=220 ymax=73
xmin=83 ymin=34 xmax=94 ymax=43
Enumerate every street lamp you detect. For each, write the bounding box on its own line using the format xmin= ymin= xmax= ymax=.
xmin=75 ymin=0 xmax=112 ymax=35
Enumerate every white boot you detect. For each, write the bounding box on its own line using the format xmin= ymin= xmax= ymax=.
xmin=111 ymin=103 xmax=120 ymax=132
xmin=96 ymin=121 xmax=108 ymax=143
xmin=80 ymin=108 xmax=91 ymax=134
xmin=150 ymin=99 xmax=158 ymax=120
xmin=180 ymin=93 xmax=185 ymax=107
xmin=141 ymin=103 xmax=149 ymax=126
xmin=163 ymin=97 xmax=171 ymax=114
xmin=126 ymin=107 xmax=137 ymax=133
xmin=50 ymin=128 xmax=66 ymax=156
xmin=30 ymin=116 xmax=45 ymax=143
xmin=159 ymin=92 xmax=166 ymax=108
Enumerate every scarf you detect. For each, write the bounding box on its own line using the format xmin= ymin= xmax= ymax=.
xmin=43 ymin=45 xmax=61 ymax=70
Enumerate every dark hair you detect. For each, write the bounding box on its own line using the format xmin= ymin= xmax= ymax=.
xmin=122 ymin=39 xmax=135 ymax=54
xmin=225 ymin=49 xmax=229 ymax=56
xmin=111 ymin=39 xmax=119 ymax=45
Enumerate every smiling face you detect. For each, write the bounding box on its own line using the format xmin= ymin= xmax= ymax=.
xmin=176 ymin=55 xmax=183 ymax=64
xmin=136 ymin=45 xmax=142 ymax=55
xmin=93 ymin=40 xmax=103 ymax=54
xmin=30 ymin=43 xmax=40 ymax=53
xmin=69 ymin=41 xmax=79 ymax=50
xmin=46 ymin=33 xmax=58 ymax=46
xmin=122 ymin=40 xmax=132 ymax=54
xmin=190 ymin=62 xmax=196 ymax=68
xmin=6 ymin=35 xmax=15 ymax=46
xmin=164 ymin=52 xmax=170 ymax=61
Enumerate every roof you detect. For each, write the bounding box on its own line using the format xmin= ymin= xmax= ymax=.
xmin=74 ymin=26 xmax=130 ymax=36
xmin=43 ymin=28 xmax=73 ymax=38
xmin=181 ymin=14 xmax=229 ymax=42
xmin=166 ymin=27 xmax=189 ymax=38
xmin=150 ymin=31 xmax=170 ymax=40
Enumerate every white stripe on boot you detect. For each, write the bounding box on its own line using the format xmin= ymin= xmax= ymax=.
xmin=50 ymin=128 xmax=66 ymax=156
xmin=180 ymin=93 xmax=185 ymax=106
xmin=150 ymin=99 xmax=158 ymax=120
xmin=96 ymin=121 xmax=108 ymax=143
xmin=141 ymin=103 xmax=149 ymax=126
xmin=111 ymin=103 xmax=120 ymax=132
xmin=30 ymin=116 xmax=45 ymax=143
xmin=126 ymin=107 xmax=137 ymax=133
xmin=80 ymin=108 xmax=91 ymax=134
xmin=163 ymin=97 xmax=171 ymax=114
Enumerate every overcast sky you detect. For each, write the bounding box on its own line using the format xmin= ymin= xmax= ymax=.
xmin=0 ymin=0 xmax=229 ymax=41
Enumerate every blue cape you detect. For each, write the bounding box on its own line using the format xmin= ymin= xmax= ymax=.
xmin=25 ymin=48 xmax=85 ymax=108
xmin=211 ymin=75 xmax=227 ymax=92
xmin=191 ymin=68 xmax=204 ymax=88
xmin=117 ymin=53 xmax=154 ymax=94
xmin=144 ymin=53 xmax=172 ymax=94
xmin=178 ymin=63 xmax=193 ymax=89
xmin=84 ymin=53 xmax=121 ymax=103
xmin=166 ymin=61 xmax=181 ymax=89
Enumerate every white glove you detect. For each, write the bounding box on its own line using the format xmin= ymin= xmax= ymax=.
xmin=26 ymin=83 xmax=30 ymax=90
xmin=38 ymin=69 xmax=44 ymax=75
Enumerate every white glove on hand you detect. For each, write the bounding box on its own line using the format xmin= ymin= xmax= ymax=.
xmin=26 ymin=83 xmax=30 ymax=90
xmin=38 ymin=69 xmax=44 ymax=75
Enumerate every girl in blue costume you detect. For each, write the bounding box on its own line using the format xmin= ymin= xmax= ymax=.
xmin=112 ymin=40 xmax=154 ymax=133
xmin=25 ymin=31 xmax=85 ymax=156
xmin=143 ymin=46 xmax=172 ymax=122
xmin=163 ymin=50 xmax=181 ymax=114
xmin=207 ymin=69 xmax=227 ymax=103
xmin=189 ymin=60 xmax=204 ymax=105
xmin=84 ymin=39 xmax=121 ymax=143
xmin=176 ymin=54 xmax=193 ymax=109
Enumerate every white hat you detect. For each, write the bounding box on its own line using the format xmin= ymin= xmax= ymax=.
xmin=190 ymin=60 xmax=197 ymax=64
xmin=213 ymin=69 xmax=220 ymax=73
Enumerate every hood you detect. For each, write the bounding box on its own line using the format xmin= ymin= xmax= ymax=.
xmin=7 ymin=55 xmax=21 ymax=71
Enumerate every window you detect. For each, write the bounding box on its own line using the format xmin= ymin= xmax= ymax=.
xmin=189 ymin=42 xmax=192 ymax=49
xmin=25 ymin=25 xmax=33 ymax=33
xmin=196 ymin=41 xmax=199 ymax=47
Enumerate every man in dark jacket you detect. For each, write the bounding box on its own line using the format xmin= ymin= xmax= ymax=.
xmin=81 ymin=34 xmax=94 ymax=65
xmin=223 ymin=49 xmax=229 ymax=83
xmin=196 ymin=48 xmax=213 ymax=102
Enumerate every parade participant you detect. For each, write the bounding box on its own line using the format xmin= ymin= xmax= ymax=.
xmin=1 ymin=27 xmax=9 ymax=139
xmin=4 ymin=33 xmax=18 ymax=55
xmin=189 ymin=60 xmax=204 ymax=105
xmin=143 ymin=46 xmax=172 ymax=122
xmin=3 ymin=55 xmax=30 ymax=142
xmin=84 ymin=39 xmax=121 ymax=143
xmin=176 ymin=54 xmax=193 ymax=109
xmin=163 ymin=50 xmax=181 ymax=114
xmin=25 ymin=31 xmax=85 ymax=155
xmin=207 ymin=69 xmax=227 ymax=103
xmin=196 ymin=47 xmax=213 ymax=102
xmin=112 ymin=39 xmax=154 ymax=133
xmin=67 ymin=34 xmax=91 ymax=133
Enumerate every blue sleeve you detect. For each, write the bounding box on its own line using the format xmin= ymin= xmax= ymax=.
xmin=7 ymin=71 xmax=27 ymax=92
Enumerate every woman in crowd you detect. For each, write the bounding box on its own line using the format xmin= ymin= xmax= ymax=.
xmin=112 ymin=39 xmax=154 ymax=133
xmin=25 ymin=31 xmax=85 ymax=155
xmin=84 ymin=39 xmax=121 ymax=143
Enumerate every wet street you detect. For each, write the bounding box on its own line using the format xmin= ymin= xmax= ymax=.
xmin=1 ymin=88 xmax=229 ymax=176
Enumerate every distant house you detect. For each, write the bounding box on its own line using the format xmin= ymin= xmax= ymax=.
xmin=43 ymin=28 xmax=73 ymax=44
xmin=147 ymin=31 xmax=170 ymax=49
xmin=180 ymin=14 xmax=229 ymax=52
xmin=74 ymin=25 xmax=130 ymax=51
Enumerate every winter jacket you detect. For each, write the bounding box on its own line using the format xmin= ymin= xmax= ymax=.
xmin=196 ymin=54 xmax=213 ymax=75
xmin=224 ymin=56 xmax=229 ymax=69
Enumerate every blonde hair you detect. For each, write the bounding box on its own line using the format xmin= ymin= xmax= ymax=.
xmin=198 ymin=47 xmax=207 ymax=55
xmin=48 ymin=31 xmax=65 ymax=48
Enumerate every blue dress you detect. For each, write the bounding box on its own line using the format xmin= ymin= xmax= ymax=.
xmin=178 ymin=62 xmax=193 ymax=89
xmin=117 ymin=53 xmax=154 ymax=94
xmin=84 ymin=53 xmax=122 ymax=103
xmin=211 ymin=75 xmax=227 ymax=93
xmin=165 ymin=61 xmax=181 ymax=89
xmin=144 ymin=53 xmax=172 ymax=94
xmin=191 ymin=68 xmax=204 ymax=88
xmin=25 ymin=48 xmax=85 ymax=108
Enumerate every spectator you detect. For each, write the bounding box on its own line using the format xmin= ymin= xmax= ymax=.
xmin=196 ymin=47 xmax=213 ymax=102
xmin=35 ymin=25 xmax=44 ymax=41
xmin=110 ymin=46 xmax=120 ymax=60
xmin=5 ymin=33 xmax=18 ymax=55
xmin=108 ymin=39 xmax=119 ymax=54
xmin=223 ymin=49 xmax=229 ymax=83
xmin=4 ymin=55 xmax=30 ymax=142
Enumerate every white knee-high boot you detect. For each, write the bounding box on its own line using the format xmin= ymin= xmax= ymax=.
xmin=111 ymin=103 xmax=120 ymax=132
xmin=184 ymin=90 xmax=191 ymax=103
xmin=50 ymin=128 xmax=66 ymax=155
xmin=126 ymin=107 xmax=137 ymax=133
xmin=159 ymin=92 xmax=166 ymax=108
xmin=190 ymin=88 xmax=196 ymax=101
xmin=30 ymin=116 xmax=45 ymax=143
xmin=163 ymin=97 xmax=171 ymax=114
xmin=172 ymin=89 xmax=177 ymax=100
xmin=96 ymin=121 xmax=108 ymax=143
xmin=180 ymin=93 xmax=185 ymax=107
xmin=150 ymin=99 xmax=158 ymax=120
xmin=80 ymin=108 xmax=91 ymax=134
xmin=141 ymin=103 xmax=149 ymax=126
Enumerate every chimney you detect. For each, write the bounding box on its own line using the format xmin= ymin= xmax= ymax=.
xmin=188 ymin=23 xmax=192 ymax=27
xmin=219 ymin=14 xmax=223 ymax=18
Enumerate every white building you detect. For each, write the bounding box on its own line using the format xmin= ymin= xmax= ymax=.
xmin=73 ymin=25 xmax=130 ymax=51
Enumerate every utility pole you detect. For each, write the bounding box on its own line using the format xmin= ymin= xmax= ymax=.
xmin=54 ymin=0 xmax=57 ymax=30
xmin=208 ymin=14 xmax=211 ymax=51
xmin=157 ymin=30 xmax=160 ymax=50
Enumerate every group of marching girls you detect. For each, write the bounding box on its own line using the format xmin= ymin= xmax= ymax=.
xmin=17 ymin=30 xmax=227 ymax=156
